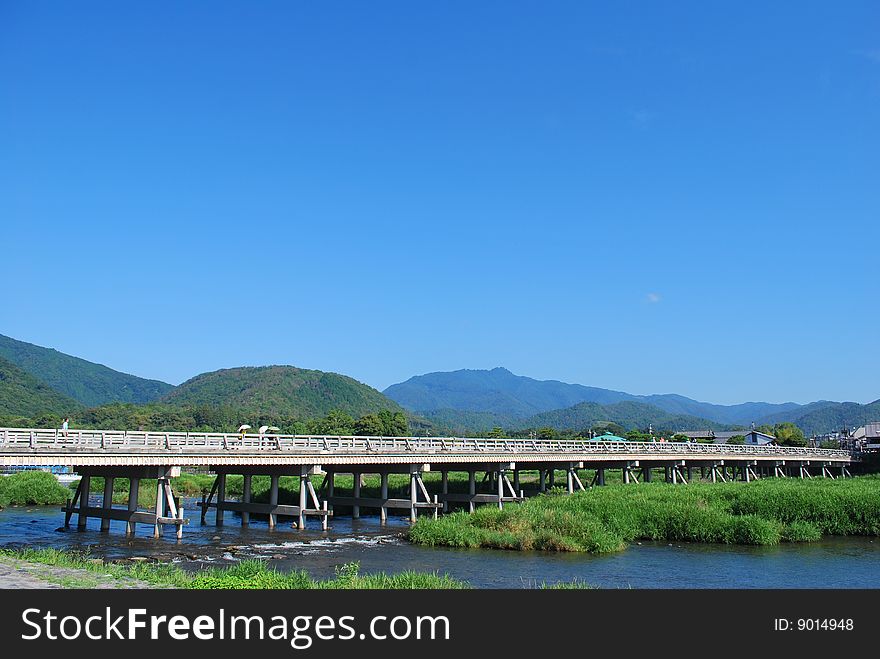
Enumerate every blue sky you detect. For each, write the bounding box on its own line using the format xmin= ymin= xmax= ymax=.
xmin=1 ymin=2 xmax=878 ymax=405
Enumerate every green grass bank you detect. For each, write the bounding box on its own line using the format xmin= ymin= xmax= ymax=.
xmin=409 ymin=476 xmax=880 ymax=553
xmin=0 ymin=548 xmax=468 ymax=589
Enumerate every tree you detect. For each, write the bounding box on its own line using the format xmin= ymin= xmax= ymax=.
xmin=537 ymin=427 xmax=556 ymax=440
xmin=309 ymin=409 xmax=355 ymax=436
xmin=377 ymin=409 xmax=408 ymax=436
xmin=726 ymin=434 xmax=746 ymax=445
xmin=487 ymin=426 xmax=505 ymax=438
xmin=773 ymin=422 xmax=806 ymax=447
xmin=353 ymin=413 xmax=384 ymax=436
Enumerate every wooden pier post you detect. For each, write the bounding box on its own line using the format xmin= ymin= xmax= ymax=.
xmin=468 ymin=470 xmax=476 ymax=512
xmin=441 ymin=470 xmax=449 ymax=512
xmin=538 ymin=469 xmax=546 ymax=492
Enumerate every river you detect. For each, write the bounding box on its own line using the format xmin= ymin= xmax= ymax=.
xmin=1 ymin=500 xmax=878 ymax=588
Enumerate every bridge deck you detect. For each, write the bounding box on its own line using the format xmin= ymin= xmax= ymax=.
xmin=0 ymin=427 xmax=853 ymax=467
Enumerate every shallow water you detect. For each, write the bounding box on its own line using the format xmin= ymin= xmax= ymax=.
xmin=2 ymin=499 xmax=879 ymax=588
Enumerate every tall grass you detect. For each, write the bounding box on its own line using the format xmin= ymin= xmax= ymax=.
xmin=409 ymin=476 xmax=880 ymax=554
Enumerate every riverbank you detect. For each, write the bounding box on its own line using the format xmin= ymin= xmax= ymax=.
xmin=0 ymin=548 xmax=468 ymax=589
xmin=409 ymin=476 xmax=880 ymax=553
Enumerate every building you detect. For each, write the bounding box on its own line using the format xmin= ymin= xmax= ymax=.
xmin=677 ymin=429 xmax=775 ymax=445
xmin=852 ymin=423 xmax=880 ymax=452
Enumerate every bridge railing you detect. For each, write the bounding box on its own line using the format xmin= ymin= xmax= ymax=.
xmin=0 ymin=427 xmax=853 ymax=459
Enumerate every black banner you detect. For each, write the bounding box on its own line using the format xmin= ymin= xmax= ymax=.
xmin=0 ymin=589 xmax=874 ymax=655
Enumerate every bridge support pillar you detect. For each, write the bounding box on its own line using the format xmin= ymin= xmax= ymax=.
xmin=623 ymin=462 xmax=639 ymax=484
xmin=468 ymin=470 xmax=476 ymax=512
xmin=215 ymin=473 xmax=226 ymax=526
xmin=101 ymin=476 xmax=114 ymax=532
xmin=268 ymin=475 xmax=279 ymax=528
xmin=153 ymin=477 xmax=164 ymax=538
xmin=596 ymin=468 xmax=605 ymax=486
xmin=538 ymin=469 xmax=546 ymax=492
xmin=126 ymin=478 xmax=139 ymax=535
xmin=241 ymin=475 xmax=252 ymax=526
xmin=441 ymin=471 xmax=449 ymax=512
xmin=410 ymin=471 xmax=418 ymax=522
xmin=78 ymin=475 xmax=91 ymax=530
xmin=380 ymin=473 xmax=389 ymax=522
xmin=298 ymin=474 xmax=308 ymax=529
xmin=327 ymin=472 xmax=335 ymax=516
xmin=566 ymin=463 xmax=585 ymax=493
xmin=643 ymin=467 xmax=652 ymax=483
xmin=352 ymin=472 xmax=361 ymax=519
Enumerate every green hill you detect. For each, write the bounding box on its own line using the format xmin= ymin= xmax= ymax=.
xmin=0 ymin=356 xmax=81 ymax=418
xmin=418 ymin=408 xmax=518 ymax=434
xmin=0 ymin=334 xmax=173 ymax=407
xmin=516 ymin=400 xmax=728 ymax=434
xmin=758 ymin=399 xmax=880 ymax=436
xmin=162 ymin=365 xmax=405 ymax=418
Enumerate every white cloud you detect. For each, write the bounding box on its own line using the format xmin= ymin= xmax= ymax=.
xmin=646 ymin=292 xmax=661 ymax=303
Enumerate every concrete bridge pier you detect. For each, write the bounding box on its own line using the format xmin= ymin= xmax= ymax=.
xmin=126 ymin=478 xmax=139 ymax=535
xmin=241 ymin=474 xmax=252 ymax=526
xmin=63 ymin=467 xmax=186 ymax=538
xmin=622 ymin=461 xmax=640 ymax=484
xmin=380 ymin=473 xmax=389 ymax=522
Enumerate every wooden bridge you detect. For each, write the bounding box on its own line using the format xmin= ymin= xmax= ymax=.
xmin=0 ymin=427 xmax=855 ymax=538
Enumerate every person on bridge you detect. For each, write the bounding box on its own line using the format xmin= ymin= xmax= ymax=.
xmin=61 ymin=418 xmax=69 ymax=437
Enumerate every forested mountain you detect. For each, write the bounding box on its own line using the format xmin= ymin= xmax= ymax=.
xmin=0 ymin=356 xmax=81 ymax=417
xmin=162 ymin=366 xmax=406 ymax=419
xmin=384 ymin=367 xmax=635 ymax=418
xmin=0 ymin=334 xmax=173 ymax=406
xmin=384 ymin=367 xmax=810 ymax=425
xmin=756 ymin=400 xmax=880 ymax=436
xmin=417 ymin=408 xmax=518 ymax=434
xmin=516 ymin=400 xmax=726 ymax=434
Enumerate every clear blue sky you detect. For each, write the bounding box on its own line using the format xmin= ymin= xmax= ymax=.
xmin=1 ymin=2 xmax=878 ymax=405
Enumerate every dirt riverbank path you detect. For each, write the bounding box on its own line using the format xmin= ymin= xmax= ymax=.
xmin=0 ymin=556 xmax=161 ymax=589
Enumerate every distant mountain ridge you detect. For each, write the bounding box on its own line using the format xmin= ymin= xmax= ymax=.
xmin=383 ymin=367 xmax=845 ymax=428
xmin=0 ymin=334 xmax=173 ymax=407
xmin=517 ymin=400 xmax=726 ymax=433
xmin=162 ymin=365 xmax=405 ymax=419
xmin=757 ymin=399 xmax=880 ymax=436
